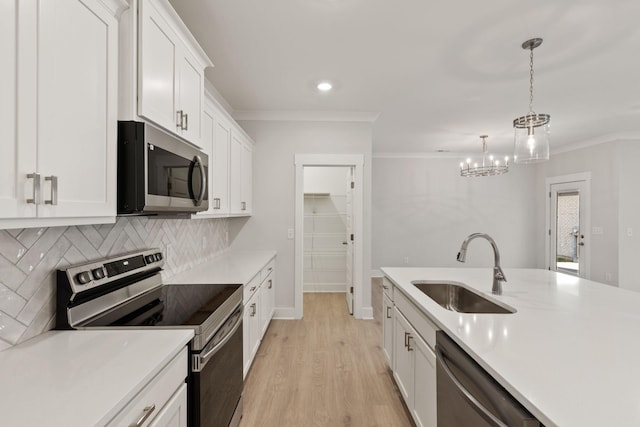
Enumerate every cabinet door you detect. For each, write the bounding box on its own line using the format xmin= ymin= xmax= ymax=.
xmin=139 ymin=0 xmax=178 ymax=132
xmin=261 ymin=274 xmax=274 ymax=336
xmin=177 ymin=52 xmax=203 ymax=145
xmin=393 ymin=309 xmax=413 ymax=403
xmin=229 ymin=133 xmax=243 ymax=214
xmin=212 ymin=118 xmax=231 ymax=214
xmin=412 ymin=332 xmax=437 ymax=427
xmin=37 ymin=0 xmax=117 ymax=218
xmin=0 ymin=0 xmax=36 ymax=218
xmin=149 ymin=383 xmax=188 ymax=427
xmin=382 ymin=293 xmax=394 ymax=366
xmin=240 ymin=140 xmax=253 ymax=214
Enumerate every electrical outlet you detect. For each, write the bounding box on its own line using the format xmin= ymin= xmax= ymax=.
xmin=403 ymin=256 xmax=409 ymax=265
xmin=605 ymin=272 xmax=612 ymax=282
xmin=628 ymin=228 xmax=633 ymax=237
xmin=287 ymin=228 xmax=294 ymax=239
xmin=592 ymin=226 xmax=603 ymax=235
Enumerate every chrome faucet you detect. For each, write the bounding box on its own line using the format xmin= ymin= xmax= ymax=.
xmin=456 ymin=233 xmax=507 ymax=295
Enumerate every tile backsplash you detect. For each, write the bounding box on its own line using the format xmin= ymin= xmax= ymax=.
xmin=0 ymin=216 xmax=230 ymax=350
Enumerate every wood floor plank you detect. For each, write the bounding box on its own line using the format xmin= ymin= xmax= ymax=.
xmin=240 ymin=293 xmax=413 ymax=427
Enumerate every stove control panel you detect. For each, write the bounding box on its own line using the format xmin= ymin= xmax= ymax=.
xmin=59 ymin=248 xmax=165 ymax=293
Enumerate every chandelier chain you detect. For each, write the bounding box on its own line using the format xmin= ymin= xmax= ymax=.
xmin=529 ymin=47 xmax=535 ymax=114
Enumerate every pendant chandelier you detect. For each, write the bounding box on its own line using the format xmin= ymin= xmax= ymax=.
xmin=460 ymin=135 xmax=509 ymax=177
xmin=513 ymin=38 xmax=550 ymax=164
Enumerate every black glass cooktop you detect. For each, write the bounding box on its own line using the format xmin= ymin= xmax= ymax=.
xmin=158 ymin=284 xmax=239 ymax=326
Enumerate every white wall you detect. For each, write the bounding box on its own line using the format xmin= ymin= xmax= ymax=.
xmin=229 ymin=120 xmax=373 ymax=317
xmin=372 ymin=155 xmax=539 ymax=271
xmin=618 ymin=141 xmax=640 ymax=290
xmin=534 ymin=142 xmax=622 ymax=285
xmin=304 ymin=166 xmax=348 ymax=195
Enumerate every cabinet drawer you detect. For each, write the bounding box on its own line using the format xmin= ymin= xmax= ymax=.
xmin=382 ymin=277 xmax=394 ymax=300
xmin=260 ymin=259 xmax=275 ymax=283
xmin=244 ymin=274 xmax=260 ymax=303
xmin=107 ymin=347 xmax=188 ymax=427
xmin=394 ymin=288 xmax=439 ymax=349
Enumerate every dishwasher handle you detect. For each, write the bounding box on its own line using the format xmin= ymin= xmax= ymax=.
xmin=436 ymin=345 xmax=508 ymax=427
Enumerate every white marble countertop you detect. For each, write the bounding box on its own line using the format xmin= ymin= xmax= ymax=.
xmin=0 ymin=329 xmax=193 ymax=427
xmin=381 ymin=267 xmax=640 ymax=427
xmin=164 ymin=250 xmax=276 ymax=285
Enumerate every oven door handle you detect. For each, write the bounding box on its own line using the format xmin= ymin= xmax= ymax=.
xmin=197 ymin=305 xmax=243 ymax=369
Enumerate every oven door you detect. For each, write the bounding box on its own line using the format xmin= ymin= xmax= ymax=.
xmin=190 ymin=304 xmax=243 ymax=427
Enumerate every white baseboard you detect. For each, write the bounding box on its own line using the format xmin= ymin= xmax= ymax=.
xmin=360 ymin=306 xmax=373 ymax=319
xmin=273 ymin=307 xmax=298 ymax=319
xmin=304 ymin=283 xmax=346 ymax=293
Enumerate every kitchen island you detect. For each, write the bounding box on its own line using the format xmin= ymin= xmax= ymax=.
xmin=382 ymin=267 xmax=640 ymax=427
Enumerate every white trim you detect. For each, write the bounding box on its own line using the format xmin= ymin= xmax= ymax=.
xmin=361 ymin=306 xmax=373 ymax=320
xmin=374 ymin=152 xmax=471 ymax=159
xmin=545 ymin=172 xmax=592 ymax=279
xmin=234 ymin=110 xmax=380 ymax=123
xmin=371 ymin=269 xmax=383 ymax=278
xmin=295 ymin=154 xmax=365 ymax=319
xmin=304 ymin=284 xmax=347 ymax=293
xmin=273 ymin=307 xmax=297 ymax=319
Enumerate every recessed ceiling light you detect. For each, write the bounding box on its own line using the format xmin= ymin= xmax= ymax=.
xmin=317 ymin=82 xmax=333 ymax=92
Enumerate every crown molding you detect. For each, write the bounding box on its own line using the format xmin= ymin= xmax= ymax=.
xmin=550 ymin=131 xmax=639 ymax=155
xmin=232 ymin=110 xmax=380 ymax=123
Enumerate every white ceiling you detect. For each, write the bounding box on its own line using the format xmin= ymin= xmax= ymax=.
xmin=169 ymin=0 xmax=640 ymax=155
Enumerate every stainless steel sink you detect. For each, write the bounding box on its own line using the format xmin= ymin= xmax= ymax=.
xmin=411 ymin=281 xmax=516 ymax=314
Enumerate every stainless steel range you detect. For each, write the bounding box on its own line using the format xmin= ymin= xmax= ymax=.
xmin=56 ymin=248 xmax=243 ymax=427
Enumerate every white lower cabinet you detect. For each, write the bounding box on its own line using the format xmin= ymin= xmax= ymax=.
xmin=149 ymin=383 xmax=187 ymax=427
xmin=389 ymin=286 xmax=438 ymax=427
xmin=107 ymin=347 xmax=188 ymax=427
xmin=382 ymin=278 xmax=394 ymax=365
xmin=243 ymin=258 xmax=276 ymax=378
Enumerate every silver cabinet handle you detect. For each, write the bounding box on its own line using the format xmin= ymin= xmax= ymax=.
xmin=213 ymin=198 xmax=221 ymax=209
xmin=250 ymin=303 xmax=256 ymax=316
xmin=386 ymin=306 xmax=392 ymax=319
xmin=250 ymin=286 xmax=256 ymax=292
xmin=26 ymin=173 xmax=40 ymax=204
xmin=176 ymin=110 xmax=184 ymax=129
xmin=129 ymin=404 xmax=156 ymax=427
xmin=382 ymin=284 xmax=389 ymax=290
xmin=404 ymin=332 xmax=410 ymax=348
xmin=268 ymin=279 xmax=273 ymax=289
xmin=183 ymin=113 xmax=188 ymax=131
xmin=407 ymin=335 xmax=414 ymax=352
xmin=44 ymin=176 xmax=57 ymax=205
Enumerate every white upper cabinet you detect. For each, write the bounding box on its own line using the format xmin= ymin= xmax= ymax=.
xmin=138 ymin=0 xmax=211 ymax=147
xmin=230 ymin=132 xmax=253 ymax=216
xmin=0 ymin=0 xmax=125 ymax=229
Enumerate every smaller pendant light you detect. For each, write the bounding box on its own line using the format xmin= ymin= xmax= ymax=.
xmin=513 ymin=38 xmax=550 ymax=164
xmin=460 ymin=135 xmax=509 ymax=177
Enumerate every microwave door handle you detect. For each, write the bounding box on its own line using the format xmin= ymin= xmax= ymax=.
xmin=436 ymin=346 xmax=508 ymax=427
xmin=193 ymin=155 xmax=206 ymax=206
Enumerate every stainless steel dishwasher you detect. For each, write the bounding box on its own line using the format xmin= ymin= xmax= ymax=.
xmin=436 ymin=332 xmax=542 ymax=427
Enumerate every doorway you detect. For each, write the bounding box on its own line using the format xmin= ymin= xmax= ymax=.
xmin=546 ymin=173 xmax=591 ymax=278
xmin=303 ymin=166 xmax=354 ymax=314
xmin=294 ymin=155 xmax=364 ymax=319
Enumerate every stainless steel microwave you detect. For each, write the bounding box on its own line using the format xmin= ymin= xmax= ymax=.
xmin=117 ymin=121 xmax=208 ymax=215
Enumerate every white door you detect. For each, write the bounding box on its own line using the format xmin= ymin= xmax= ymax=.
xmin=345 ymin=167 xmax=354 ymax=314
xmin=549 ymin=180 xmax=590 ymax=278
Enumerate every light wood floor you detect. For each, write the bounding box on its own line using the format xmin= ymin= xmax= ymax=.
xmin=240 ymin=292 xmax=414 ymax=427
